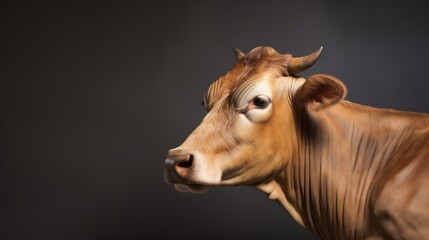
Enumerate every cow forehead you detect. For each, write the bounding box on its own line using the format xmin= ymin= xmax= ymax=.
xmin=205 ymin=62 xmax=283 ymax=110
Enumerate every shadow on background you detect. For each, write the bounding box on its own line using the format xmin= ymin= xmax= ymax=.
xmin=2 ymin=1 xmax=429 ymax=239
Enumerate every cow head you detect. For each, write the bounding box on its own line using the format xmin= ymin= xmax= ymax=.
xmin=164 ymin=46 xmax=346 ymax=193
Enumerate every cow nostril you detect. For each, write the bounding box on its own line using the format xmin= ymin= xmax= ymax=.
xmin=165 ymin=153 xmax=194 ymax=168
xmin=177 ymin=154 xmax=193 ymax=168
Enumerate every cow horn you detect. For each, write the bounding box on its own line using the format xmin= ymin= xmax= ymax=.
xmin=233 ymin=48 xmax=245 ymax=61
xmin=287 ymin=47 xmax=323 ymax=75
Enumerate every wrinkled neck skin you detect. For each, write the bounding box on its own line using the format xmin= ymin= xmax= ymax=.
xmin=257 ymin=97 xmax=423 ymax=239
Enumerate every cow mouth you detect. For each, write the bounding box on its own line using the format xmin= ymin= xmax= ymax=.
xmin=164 ymin=169 xmax=210 ymax=193
xmin=174 ymin=183 xmax=209 ymax=194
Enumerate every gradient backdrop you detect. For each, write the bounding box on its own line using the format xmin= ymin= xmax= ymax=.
xmin=2 ymin=1 xmax=429 ymax=239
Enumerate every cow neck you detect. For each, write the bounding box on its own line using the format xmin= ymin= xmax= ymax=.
xmin=282 ymin=101 xmax=419 ymax=239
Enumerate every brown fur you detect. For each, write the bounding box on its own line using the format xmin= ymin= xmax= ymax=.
xmin=165 ymin=46 xmax=429 ymax=239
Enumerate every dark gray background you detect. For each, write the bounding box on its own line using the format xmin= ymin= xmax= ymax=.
xmin=2 ymin=1 xmax=429 ymax=239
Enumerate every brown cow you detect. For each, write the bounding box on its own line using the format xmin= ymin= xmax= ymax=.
xmin=164 ymin=46 xmax=429 ymax=239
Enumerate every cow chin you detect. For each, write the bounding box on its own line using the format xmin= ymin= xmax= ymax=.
xmin=174 ymin=183 xmax=210 ymax=194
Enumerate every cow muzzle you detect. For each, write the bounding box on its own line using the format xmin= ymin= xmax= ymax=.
xmin=164 ymin=153 xmax=193 ymax=184
xmin=164 ymin=150 xmax=213 ymax=193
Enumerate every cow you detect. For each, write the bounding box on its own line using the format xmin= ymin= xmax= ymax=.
xmin=164 ymin=46 xmax=429 ymax=239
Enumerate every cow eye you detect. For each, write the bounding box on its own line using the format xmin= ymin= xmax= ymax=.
xmin=252 ymin=95 xmax=270 ymax=109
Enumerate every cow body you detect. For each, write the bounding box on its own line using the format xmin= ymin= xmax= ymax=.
xmin=164 ymin=46 xmax=429 ymax=239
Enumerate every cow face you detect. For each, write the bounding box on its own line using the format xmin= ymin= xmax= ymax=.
xmin=164 ymin=46 xmax=345 ymax=193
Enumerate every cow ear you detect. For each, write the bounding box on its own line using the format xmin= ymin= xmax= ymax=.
xmin=294 ymin=74 xmax=347 ymax=110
